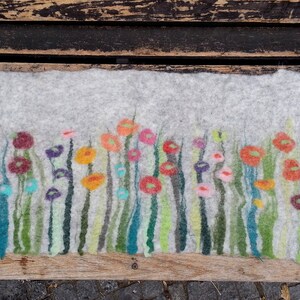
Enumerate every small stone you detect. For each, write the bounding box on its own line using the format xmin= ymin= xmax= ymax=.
xmin=169 ymin=283 xmax=187 ymax=300
xmin=141 ymin=281 xmax=164 ymax=299
xmin=76 ymin=281 xmax=99 ymax=299
xmin=53 ymin=283 xmax=77 ymax=300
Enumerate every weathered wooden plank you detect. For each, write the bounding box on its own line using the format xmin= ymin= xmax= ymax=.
xmin=0 ymin=0 xmax=299 ymax=23
xmin=0 ymin=254 xmax=299 ymax=281
xmin=0 ymin=24 xmax=299 ymax=57
xmin=0 ymin=62 xmax=299 ymax=74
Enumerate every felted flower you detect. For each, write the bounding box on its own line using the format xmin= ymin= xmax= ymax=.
xmin=163 ymin=140 xmax=180 ymax=154
xmin=101 ymin=133 xmax=121 ymax=152
xmin=45 ymin=187 xmax=61 ymax=201
xmin=116 ymin=187 xmax=129 ymax=200
xmin=253 ymin=199 xmax=264 ymax=209
xmin=115 ymin=163 xmax=126 ymax=177
xmin=283 ymin=159 xmax=300 ymax=181
xmin=45 ymin=145 xmax=64 ymax=159
xmin=25 ymin=178 xmax=38 ymax=193
xmin=12 ymin=132 xmax=34 ymax=150
xmin=139 ymin=128 xmax=156 ymax=145
xmin=291 ymin=194 xmax=300 ymax=210
xmin=192 ymin=137 xmax=206 ymax=149
xmin=74 ymin=147 xmax=97 ymax=164
xmin=139 ymin=176 xmax=162 ymax=195
xmin=127 ymin=149 xmax=141 ymax=162
xmin=240 ymin=146 xmax=265 ymax=167
xmin=212 ymin=130 xmax=227 ymax=143
xmin=194 ymin=161 xmax=210 ymax=174
xmin=195 ymin=183 xmax=215 ymax=198
xmin=117 ymin=119 xmax=139 ymax=136
xmin=8 ymin=156 xmax=31 ymax=174
xmin=211 ymin=151 xmax=225 ymax=163
xmin=159 ymin=161 xmax=178 ymax=176
xmin=53 ymin=168 xmax=69 ymax=179
xmin=81 ymin=173 xmax=106 ymax=191
xmin=216 ymin=166 xmax=233 ymax=183
xmin=272 ymin=132 xmax=295 ymax=153
xmin=62 ymin=130 xmax=76 ymax=139
xmin=0 ymin=184 xmax=12 ymax=197
xmin=254 ymin=179 xmax=275 ymax=191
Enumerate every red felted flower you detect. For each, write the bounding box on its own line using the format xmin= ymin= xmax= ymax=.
xmin=291 ymin=194 xmax=300 ymax=210
xmin=272 ymin=132 xmax=296 ymax=153
xmin=283 ymin=159 xmax=300 ymax=181
xmin=163 ymin=140 xmax=180 ymax=154
xmin=139 ymin=176 xmax=162 ymax=195
xmin=159 ymin=161 xmax=178 ymax=176
xmin=127 ymin=149 xmax=141 ymax=162
xmin=240 ymin=146 xmax=265 ymax=167
xmin=12 ymin=132 xmax=34 ymax=150
xmin=8 ymin=156 xmax=31 ymax=174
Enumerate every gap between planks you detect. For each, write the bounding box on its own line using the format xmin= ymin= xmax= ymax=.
xmin=0 ymin=253 xmax=299 ymax=281
xmin=0 ymin=63 xmax=299 ymax=74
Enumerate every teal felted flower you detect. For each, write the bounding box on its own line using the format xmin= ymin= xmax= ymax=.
xmin=25 ymin=178 xmax=38 ymax=194
xmin=0 ymin=184 xmax=12 ymax=197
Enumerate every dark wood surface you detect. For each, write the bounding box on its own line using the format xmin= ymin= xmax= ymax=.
xmin=0 ymin=0 xmax=299 ymax=23
xmin=0 ymin=24 xmax=298 ymax=58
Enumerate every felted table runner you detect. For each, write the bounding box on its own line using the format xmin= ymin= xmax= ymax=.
xmin=0 ymin=69 xmax=299 ymax=263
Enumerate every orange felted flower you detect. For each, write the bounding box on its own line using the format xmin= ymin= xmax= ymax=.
xmin=254 ymin=179 xmax=275 ymax=191
xmin=101 ymin=133 xmax=122 ymax=152
xmin=117 ymin=119 xmax=139 ymax=137
xmin=283 ymin=159 xmax=300 ymax=181
xmin=272 ymin=132 xmax=296 ymax=153
xmin=240 ymin=146 xmax=265 ymax=167
xmin=75 ymin=147 xmax=97 ymax=164
xmin=81 ymin=173 xmax=106 ymax=191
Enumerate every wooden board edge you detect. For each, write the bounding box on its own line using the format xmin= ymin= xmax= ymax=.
xmin=0 ymin=63 xmax=299 ymax=74
xmin=0 ymin=253 xmax=299 ymax=281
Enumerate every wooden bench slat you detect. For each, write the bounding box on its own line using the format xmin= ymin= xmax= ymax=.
xmin=1 ymin=253 xmax=299 ymax=281
xmin=0 ymin=0 xmax=299 ymax=23
xmin=0 ymin=24 xmax=299 ymax=58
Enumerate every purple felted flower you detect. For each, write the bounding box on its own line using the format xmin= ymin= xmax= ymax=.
xmin=53 ymin=168 xmax=69 ymax=179
xmin=194 ymin=161 xmax=210 ymax=174
xmin=291 ymin=194 xmax=300 ymax=210
xmin=45 ymin=187 xmax=61 ymax=201
xmin=193 ymin=137 xmax=206 ymax=149
xmin=45 ymin=145 xmax=64 ymax=159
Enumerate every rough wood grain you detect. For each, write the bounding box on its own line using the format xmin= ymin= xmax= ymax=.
xmin=0 ymin=24 xmax=299 ymax=57
xmin=0 ymin=0 xmax=299 ymax=23
xmin=0 ymin=254 xmax=299 ymax=281
xmin=0 ymin=63 xmax=299 ymax=74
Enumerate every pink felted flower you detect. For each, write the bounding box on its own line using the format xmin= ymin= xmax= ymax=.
xmin=216 ymin=166 xmax=233 ymax=183
xmin=127 ymin=149 xmax=141 ymax=162
xmin=211 ymin=151 xmax=225 ymax=163
xmin=139 ymin=128 xmax=156 ymax=146
xmin=195 ymin=183 xmax=215 ymax=198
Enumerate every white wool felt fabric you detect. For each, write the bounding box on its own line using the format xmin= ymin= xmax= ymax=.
xmin=0 ymin=69 xmax=299 ymax=261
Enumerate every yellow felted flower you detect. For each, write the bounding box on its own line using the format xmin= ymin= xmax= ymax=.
xmin=81 ymin=173 xmax=106 ymax=191
xmin=75 ymin=147 xmax=96 ymax=164
xmin=253 ymin=199 xmax=264 ymax=209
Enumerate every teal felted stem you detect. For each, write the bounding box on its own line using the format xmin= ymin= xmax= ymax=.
xmin=200 ymin=197 xmax=211 ymax=255
xmin=13 ymin=176 xmax=24 ymax=254
xmin=48 ymin=201 xmax=54 ymax=253
xmin=21 ymin=194 xmax=32 ymax=254
xmin=127 ymin=146 xmax=141 ymax=255
xmin=78 ymin=163 xmax=93 ymax=255
xmin=62 ymin=138 xmax=74 ymax=254
xmin=245 ymin=165 xmax=261 ymax=258
xmin=144 ymin=140 xmax=160 ymax=253
xmin=98 ymin=151 xmax=113 ymax=251
xmin=177 ymin=142 xmax=187 ymax=252
xmin=116 ymin=134 xmax=132 ymax=253
xmin=146 ymin=195 xmax=157 ymax=253
xmin=0 ymin=141 xmax=10 ymax=259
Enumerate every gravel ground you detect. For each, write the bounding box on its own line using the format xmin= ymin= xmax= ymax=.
xmin=0 ymin=281 xmax=298 ymax=300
